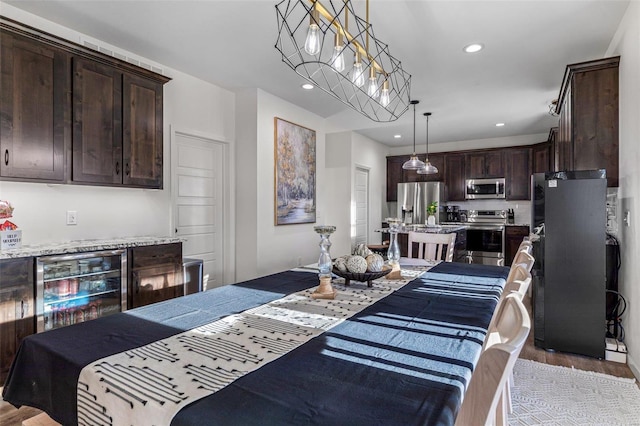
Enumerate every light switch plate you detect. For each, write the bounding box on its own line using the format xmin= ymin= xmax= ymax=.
xmin=66 ymin=210 xmax=77 ymax=225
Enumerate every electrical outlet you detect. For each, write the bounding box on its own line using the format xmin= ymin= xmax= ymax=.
xmin=66 ymin=210 xmax=77 ymax=225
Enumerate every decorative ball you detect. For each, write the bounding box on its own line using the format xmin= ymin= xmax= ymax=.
xmin=353 ymin=243 xmax=373 ymax=258
xmin=334 ymin=257 xmax=348 ymax=272
xmin=346 ymin=255 xmax=368 ymax=273
xmin=366 ymin=254 xmax=384 ymax=272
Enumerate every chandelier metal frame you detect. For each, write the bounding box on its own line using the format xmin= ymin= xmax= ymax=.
xmin=275 ymin=0 xmax=412 ymax=122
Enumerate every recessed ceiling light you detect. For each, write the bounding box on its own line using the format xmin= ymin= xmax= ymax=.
xmin=301 ymin=83 xmax=314 ymax=90
xmin=463 ymin=43 xmax=484 ymax=53
xmin=496 ymin=123 xmax=505 ymax=127
xmin=394 ymin=134 xmax=402 ymax=139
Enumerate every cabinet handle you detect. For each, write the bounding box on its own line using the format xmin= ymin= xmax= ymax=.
xmin=115 ymin=161 xmax=120 ymax=175
xmin=4 ymin=149 xmax=8 ymax=166
xmin=21 ymin=300 xmax=25 ymax=318
xmin=125 ymin=163 xmax=130 ymax=176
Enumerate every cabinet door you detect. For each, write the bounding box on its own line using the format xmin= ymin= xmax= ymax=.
xmin=129 ymin=243 xmax=183 ymax=309
xmin=386 ymin=156 xmax=404 ymax=201
xmin=0 ymin=32 xmax=67 ymax=181
xmin=556 ymin=90 xmax=573 ymax=171
xmin=532 ymin=142 xmax=552 ymax=174
xmin=505 ymin=226 xmax=530 ymax=266
xmin=466 ymin=153 xmax=486 ymax=179
xmin=123 ymin=74 xmax=164 ymax=188
xmin=72 ymin=58 xmax=123 ymax=184
xmin=0 ymin=257 xmax=34 ymax=383
xmin=505 ymin=147 xmax=531 ymax=200
xmin=445 ymin=154 xmax=466 ymax=201
xmin=572 ymin=68 xmax=619 ymax=187
xmin=484 ymin=151 xmax=504 ymax=178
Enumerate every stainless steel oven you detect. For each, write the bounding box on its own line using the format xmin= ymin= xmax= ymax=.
xmin=463 ymin=210 xmax=506 ymax=266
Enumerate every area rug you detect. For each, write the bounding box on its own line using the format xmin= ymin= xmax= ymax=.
xmin=510 ymin=359 xmax=640 ymax=425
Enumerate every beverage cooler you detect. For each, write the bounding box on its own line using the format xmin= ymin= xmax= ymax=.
xmin=36 ymin=250 xmax=127 ymax=332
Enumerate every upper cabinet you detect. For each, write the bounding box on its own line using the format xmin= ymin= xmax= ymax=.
xmin=504 ymin=147 xmax=531 ymax=200
xmin=466 ymin=151 xmax=504 ymax=179
xmin=123 ymin=74 xmax=164 ymax=188
xmin=0 ymin=31 xmax=68 ymax=181
xmin=0 ymin=17 xmax=170 ymax=189
xmin=72 ymin=58 xmax=123 ymax=185
xmin=444 ymin=153 xmax=466 ymax=201
xmin=386 ymin=156 xmax=405 ymax=201
xmin=556 ymin=57 xmax=619 ymax=187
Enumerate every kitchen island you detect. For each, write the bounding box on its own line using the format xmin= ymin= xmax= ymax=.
xmin=376 ymin=224 xmax=467 ymax=259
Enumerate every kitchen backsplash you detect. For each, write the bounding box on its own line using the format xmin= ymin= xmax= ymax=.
xmin=386 ymin=200 xmax=532 ymax=226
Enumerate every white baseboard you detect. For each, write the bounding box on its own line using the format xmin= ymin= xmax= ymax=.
xmin=627 ymin=352 xmax=640 ymax=381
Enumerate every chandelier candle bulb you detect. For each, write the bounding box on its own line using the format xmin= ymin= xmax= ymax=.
xmin=367 ymin=67 xmax=379 ymax=98
xmin=304 ymin=6 xmax=321 ymax=55
xmin=331 ymin=32 xmax=345 ymax=72
xmin=379 ymin=79 xmax=390 ymax=106
xmin=351 ymin=51 xmax=365 ymax=87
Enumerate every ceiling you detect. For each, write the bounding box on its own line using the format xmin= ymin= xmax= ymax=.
xmin=5 ymin=0 xmax=629 ymax=147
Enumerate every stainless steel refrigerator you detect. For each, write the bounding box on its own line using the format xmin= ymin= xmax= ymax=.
xmin=531 ymin=170 xmax=606 ymax=358
xmin=397 ymin=182 xmax=441 ymax=225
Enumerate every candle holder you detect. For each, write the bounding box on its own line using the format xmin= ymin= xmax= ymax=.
xmin=312 ymin=225 xmax=337 ymax=299
xmin=385 ymin=218 xmax=403 ymax=280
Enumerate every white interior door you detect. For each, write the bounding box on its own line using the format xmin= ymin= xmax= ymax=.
xmin=172 ymin=131 xmax=224 ymax=289
xmin=354 ymin=167 xmax=369 ymax=247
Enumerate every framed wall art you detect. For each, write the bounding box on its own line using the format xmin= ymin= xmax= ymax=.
xmin=274 ymin=117 xmax=316 ymax=225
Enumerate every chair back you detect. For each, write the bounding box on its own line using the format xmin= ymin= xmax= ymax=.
xmin=456 ymin=294 xmax=531 ymax=426
xmin=505 ymin=263 xmax=531 ymax=286
xmin=407 ymin=232 xmax=456 ymax=262
xmin=512 ymin=250 xmax=534 ymax=272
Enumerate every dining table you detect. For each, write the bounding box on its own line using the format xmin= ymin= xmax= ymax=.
xmin=2 ymin=261 xmax=508 ymax=426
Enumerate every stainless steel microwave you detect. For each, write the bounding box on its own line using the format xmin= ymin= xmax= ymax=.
xmin=465 ymin=178 xmax=506 ymax=199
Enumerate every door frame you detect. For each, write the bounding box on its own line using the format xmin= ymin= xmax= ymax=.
xmin=169 ymin=126 xmax=235 ymax=285
xmin=353 ymin=164 xmax=370 ymax=250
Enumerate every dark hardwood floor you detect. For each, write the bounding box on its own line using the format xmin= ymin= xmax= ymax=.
xmin=1 ymin=296 xmax=636 ymax=426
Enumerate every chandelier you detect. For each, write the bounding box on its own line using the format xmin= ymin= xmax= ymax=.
xmin=275 ymin=0 xmax=412 ymax=122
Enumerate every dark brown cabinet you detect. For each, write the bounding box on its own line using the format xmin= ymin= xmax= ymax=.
xmin=466 ymin=151 xmax=504 ymax=179
xmin=123 ymin=74 xmax=164 ymax=188
xmin=556 ymin=57 xmax=619 ymax=186
xmin=0 ymin=257 xmax=34 ymax=383
xmin=505 ymin=226 xmax=530 ymax=266
xmin=532 ymin=140 xmax=553 ymax=174
xmin=445 ymin=154 xmax=466 ymax=201
xmin=386 ymin=156 xmax=405 ymax=201
xmin=1 ymin=17 xmax=170 ymax=189
xmin=504 ymin=147 xmax=531 ymax=200
xmin=0 ymin=31 xmax=68 ymax=181
xmin=72 ymin=58 xmax=123 ymax=184
xmin=128 ymin=243 xmax=183 ymax=309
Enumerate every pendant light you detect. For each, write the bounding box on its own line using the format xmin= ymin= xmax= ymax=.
xmin=402 ymin=100 xmax=425 ymax=170
xmin=417 ymin=112 xmax=438 ymax=174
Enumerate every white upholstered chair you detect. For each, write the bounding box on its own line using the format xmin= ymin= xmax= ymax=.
xmin=455 ymin=294 xmax=531 ymax=426
xmin=407 ymin=232 xmax=456 ymax=262
xmin=512 ymin=249 xmax=534 ymax=273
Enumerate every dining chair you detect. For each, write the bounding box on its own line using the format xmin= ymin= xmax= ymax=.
xmin=407 ymin=232 xmax=456 ymax=262
xmin=505 ymin=262 xmax=531 ymax=287
xmin=455 ymin=294 xmax=531 ymax=426
xmin=512 ymin=249 xmax=534 ymax=272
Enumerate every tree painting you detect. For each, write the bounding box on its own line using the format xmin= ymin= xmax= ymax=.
xmin=274 ymin=118 xmax=316 ymax=225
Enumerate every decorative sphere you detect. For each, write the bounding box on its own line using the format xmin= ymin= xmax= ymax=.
xmin=334 ymin=257 xmax=348 ymax=272
xmin=366 ymin=254 xmax=384 ymax=272
xmin=353 ymin=243 xmax=373 ymax=258
xmin=346 ymin=255 xmax=368 ymax=273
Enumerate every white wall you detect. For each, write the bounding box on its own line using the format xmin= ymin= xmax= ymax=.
xmin=388 ymin=133 xmax=548 ymax=155
xmin=606 ymin=0 xmax=640 ymax=379
xmin=235 ymin=89 xmax=330 ymax=281
xmin=324 ymin=132 xmax=353 ymax=258
xmin=0 ymin=4 xmax=237 ymax=277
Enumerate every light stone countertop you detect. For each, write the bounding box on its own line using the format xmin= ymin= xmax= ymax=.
xmin=0 ymin=236 xmax=182 ymax=259
xmin=375 ymin=224 xmax=467 ymax=234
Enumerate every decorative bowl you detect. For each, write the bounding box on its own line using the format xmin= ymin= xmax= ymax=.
xmin=332 ymin=265 xmax=392 ymax=288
